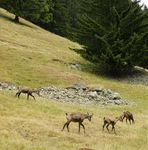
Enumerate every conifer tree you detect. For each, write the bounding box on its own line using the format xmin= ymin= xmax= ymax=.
xmin=49 ymin=0 xmax=81 ymax=39
xmin=49 ymin=0 xmax=70 ymax=37
xmin=0 ymin=0 xmax=53 ymax=23
xmin=77 ymin=0 xmax=148 ymax=75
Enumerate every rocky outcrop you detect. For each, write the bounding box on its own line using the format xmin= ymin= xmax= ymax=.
xmin=0 ymin=82 xmax=16 ymax=90
xmin=0 ymin=82 xmax=128 ymax=106
xmin=39 ymin=84 xmax=128 ymax=106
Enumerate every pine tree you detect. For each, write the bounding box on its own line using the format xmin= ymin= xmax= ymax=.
xmin=77 ymin=0 xmax=148 ymax=75
xmin=0 ymin=0 xmax=53 ymax=23
xmin=48 ymin=0 xmax=70 ymax=37
xmin=49 ymin=0 xmax=81 ymax=39
xmin=139 ymin=6 xmax=148 ymax=69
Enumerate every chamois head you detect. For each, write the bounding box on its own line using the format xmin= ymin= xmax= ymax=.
xmin=122 ymin=111 xmax=134 ymax=124
xmin=33 ymin=88 xmax=41 ymax=96
xmin=115 ymin=115 xmax=123 ymax=122
xmin=86 ymin=112 xmax=93 ymax=122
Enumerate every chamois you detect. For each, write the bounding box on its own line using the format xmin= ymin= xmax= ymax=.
xmin=15 ymin=88 xmax=40 ymax=100
xmin=103 ymin=116 xmax=123 ymax=134
xmin=62 ymin=112 xmax=93 ymax=134
xmin=122 ymin=111 xmax=134 ymax=124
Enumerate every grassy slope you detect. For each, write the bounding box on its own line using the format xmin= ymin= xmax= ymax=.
xmin=0 ymin=8 xmax=148 ymax=150
xmin=0 ymin=8 xmax=85 ymax=87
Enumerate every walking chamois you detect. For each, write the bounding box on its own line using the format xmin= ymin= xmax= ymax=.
xmin=103 ymin=115 xmax=123 ymax=134
xmin=62 ymin=112 xmax=93 ymax=134
xmin=15 ymin=88 xmax=40 ymax=100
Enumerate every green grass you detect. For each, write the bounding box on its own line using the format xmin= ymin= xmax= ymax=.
xmin=0 ymin=90 xmax=147 ymax=150
xmin=0 ymin=8 xmax=148 ymax=150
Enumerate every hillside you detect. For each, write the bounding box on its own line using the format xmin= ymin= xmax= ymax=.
xmin=0 ymin=8 xmax=148 ymax=150
xmin=0 ymin=8 xmax=86 ymax=87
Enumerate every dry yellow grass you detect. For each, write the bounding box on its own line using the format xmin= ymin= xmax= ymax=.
xmin=0 ymin=8 xmax=86 ymax=87
xmin=0 ymin=8 xmax=148 ymax=150
xmin=0 ymin=91 xmax=148 ymax=150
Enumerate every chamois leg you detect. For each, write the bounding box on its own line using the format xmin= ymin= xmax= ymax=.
xmin=122 ymin=116 xmax=125 ymax=122
xmin=103 ymin=122 xmax=107 ymax=131
xmin=17 ymin=92 xmax=21 ymax=98
xmin=27 ymin=94 xmax=29 ymax=100
xmin=15 ymin=92 xmax=18 ymax=97
xmin=30 ymin=93 xmax=35 ymax=100
xmin=126 ymin=118 xmax=128 ymax=124
xmin=106 ymin=124 xmax=110 ymax=133
xmin=80 ymin=122 xmax=85 ymax=134
xmin=131 ymin=118 xmax=135 ymax=124
xmin=62 ymin=122 xmax=67 ymax=131
xmin=62 ymin=121 xmax=70 ymax=132
xmin=66 ymin=122 xmax=70 ymax=132
xmin=15 ymin=91 xmax=20 ymax=98
xmin=78 ymin=122 xmax=81 ymax=133
xmin=112 ymin=125 xmax=116 ymax=134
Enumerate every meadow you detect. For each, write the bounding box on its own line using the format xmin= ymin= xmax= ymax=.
xmin=0 ymin=8 xmax=148 ymax=150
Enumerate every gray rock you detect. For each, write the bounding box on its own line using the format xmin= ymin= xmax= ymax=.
xmin=89 ymin=87 xmax=103 ymax=93
xmin=114 ymin=100 xmax=124 ymax=105
xmin=0 ymin=82 xmax=16 ymax=90
xmin=109 ymin=92 xmax=121 ymax=100
xmin=0 ymin=82 xmax=128 ymax=106
xmin=88 ymin=91 xmax=98 ymax=98
xmin=107 ymin=89 xmax=112 ymax=94
xmin=67 ymin=83 xmax=88 ymax=91
xmin=69 ymin=63 xmax=82 ymax=70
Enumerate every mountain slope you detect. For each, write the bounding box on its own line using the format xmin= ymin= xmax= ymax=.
xmin=0 ymin=8 xmax=148 ymax=150
xmin=0 ymin=8 xmax=85 ymax=87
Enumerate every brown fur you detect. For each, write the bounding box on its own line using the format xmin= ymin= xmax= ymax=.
xmin=62 ymin=112 xmax=93 ymax=134
xmin=15 ymin=88 xmax=40 ymax=100
xmin=103 ymin=116 xmax=123 ymax=134
xmin=122 ymin=111 xmax=134 ymax=124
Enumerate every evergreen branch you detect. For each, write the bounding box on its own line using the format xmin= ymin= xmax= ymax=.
xmin=94 ymin=34 xmax=110 ymax=51
xmin=134 ymin=23 xmax=148 ymax=32
xmin=84 ymin=15 xmax=106 ymax=34
xmin=111 ymin=6 xmax=120 ymax=27
xmin=121 ymin=3 xmax=131 ymax=19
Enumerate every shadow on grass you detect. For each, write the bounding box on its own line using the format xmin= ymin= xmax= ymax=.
xmin=69 ymin=47 xmax=103 ymax=74
xmin=70 ymin=47 xmax=148 ymax=85
xmin=0 ymin=12 xmax=36 ymax=29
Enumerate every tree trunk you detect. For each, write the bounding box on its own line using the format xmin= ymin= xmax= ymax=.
xmin=14 ymin=15 xmax=19 ymax=23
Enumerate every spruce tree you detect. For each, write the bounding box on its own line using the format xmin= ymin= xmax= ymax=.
xmin=49 ymin=0 xmax=70 ymax=37
xmin=77 ymin=0 xmax=148 ymax=75
xmin=0 ymin=0 xmax=53 ymax=23
xmin=49 ymin=0 xmax=81 ymax=39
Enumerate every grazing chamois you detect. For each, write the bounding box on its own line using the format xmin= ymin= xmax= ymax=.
xmin=122 ymin=111 xmax=134 ymax=124
xmin=15 ymin=88 xmax=40 ymax=100
xmin=103 ymin=116 xmax=123 ymax=134
xmin=62 ymin=112 xmax=93 ymax=134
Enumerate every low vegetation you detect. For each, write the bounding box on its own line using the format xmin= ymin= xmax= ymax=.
xmin=0 ymin=89 xmax=148 ymax=150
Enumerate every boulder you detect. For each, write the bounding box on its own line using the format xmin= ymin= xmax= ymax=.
xmin=0 ymin=82 xmax=128 ymax=106
xmin=67 ymin=83 xmax=88 ymax=91
xmin=109 ymin=92 xmax=121 ymax=100
xmin=88 ymin=91 xmax=98 ymax=98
